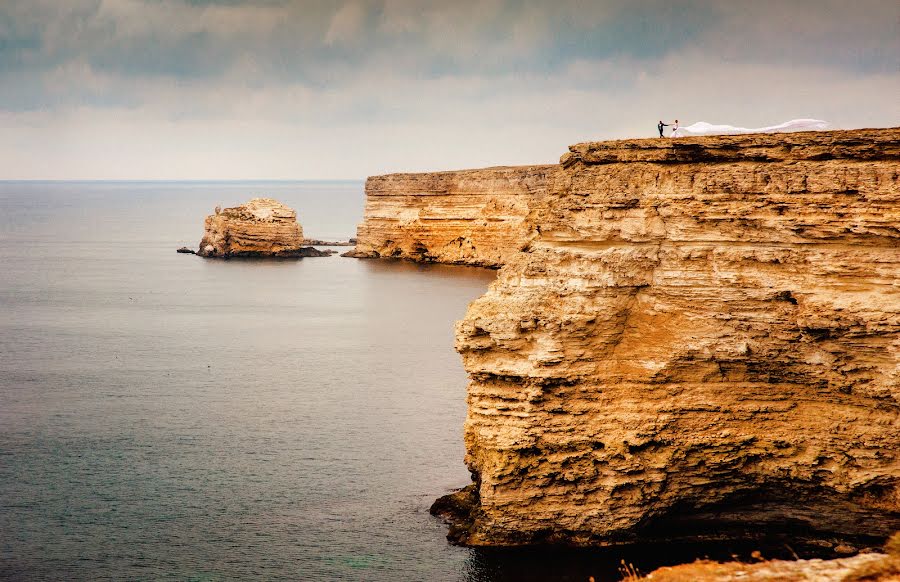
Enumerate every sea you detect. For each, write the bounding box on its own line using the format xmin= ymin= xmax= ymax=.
xmin=0 ymin=181 xmax=770 ymax=581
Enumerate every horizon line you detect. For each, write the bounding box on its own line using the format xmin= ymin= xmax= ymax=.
xmin=0 ymin=178 xmax=367 ymax=183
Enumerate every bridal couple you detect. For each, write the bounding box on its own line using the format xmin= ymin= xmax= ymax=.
xmin=657 ymin=119 xmax=679 ymax=137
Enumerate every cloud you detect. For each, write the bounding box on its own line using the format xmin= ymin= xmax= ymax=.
xmin=700 ymin=0 xmax=900 ymax=73
xmin=325 ymin=2 xmax=367 ymax=45
xmin=0 ymin=0 xmax=897 ymax=178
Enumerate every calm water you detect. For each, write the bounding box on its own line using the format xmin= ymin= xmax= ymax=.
xmin=0 ymin=182 xmax=779 ymax=581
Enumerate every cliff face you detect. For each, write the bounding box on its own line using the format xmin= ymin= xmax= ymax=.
xmin=347 ymin=165 xmax=556 ymax=267
xmin=198 ymin=198 xmax=327 ymax=258
xmin=446 ymin=128 xmax=900 ymax=547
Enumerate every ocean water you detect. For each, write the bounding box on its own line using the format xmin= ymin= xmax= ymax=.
xmin=0 ymin=182 xmax=776 ymax=581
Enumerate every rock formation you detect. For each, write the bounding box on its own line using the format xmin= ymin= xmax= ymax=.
xmin=345 ymin=165 xmax=556 ymax=267
xmin=303 ymin=238 xmax=356 ymax=247
xmin=425 ymin=128 xmax=900 ymax=548
xmin=639 ymin=553 xmax=895 ymax=582
xmin=196 ymin=198 xmax=331 ymax=258
xmin=640 ymin=532 xmax=900 ymax=581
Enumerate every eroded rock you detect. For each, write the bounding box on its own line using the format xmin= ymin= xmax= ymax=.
xmin=640 ymin=533 xmax=900 ymax=581
xmin=638 ymin=553 xmax=894 ymax=582
xmin=438 ymin=128 xmax=900 ymax=547
xmin=197 ymin=198 xmax=331 ymax=258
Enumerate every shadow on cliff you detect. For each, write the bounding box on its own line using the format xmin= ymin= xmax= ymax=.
xmin=436 ymin=483 xmax=895 ymax=580
xmin=461 ymin=538 xmax=843 ymax=582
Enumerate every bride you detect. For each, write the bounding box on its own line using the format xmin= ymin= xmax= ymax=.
xmin=671 ymin=119 xmax=829 ymax=137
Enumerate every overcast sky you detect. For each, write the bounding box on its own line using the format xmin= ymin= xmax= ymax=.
xmin=1 ymin=0 xmax=898 ymax=179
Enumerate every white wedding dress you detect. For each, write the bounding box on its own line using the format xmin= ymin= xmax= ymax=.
xmin=671 ymin=119 xmax=829 ymax=137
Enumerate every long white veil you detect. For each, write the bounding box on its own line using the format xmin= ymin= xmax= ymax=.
xmin=671 ymin=119 xmax=829 ymax=137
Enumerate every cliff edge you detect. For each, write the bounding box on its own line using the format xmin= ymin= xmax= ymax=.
xmin=439 ymin=128 xmax=900 ymax=549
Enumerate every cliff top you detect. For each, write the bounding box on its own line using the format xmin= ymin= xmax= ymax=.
xmin=365 ymin=128 xmax=900 ymax=182
xmin=218 ymin=197 xmax=298 ymax=222
xmin=562 ymin=127 xmax=900 ymax=167
xmin=366 ymin=164 xmax=558 ymax=186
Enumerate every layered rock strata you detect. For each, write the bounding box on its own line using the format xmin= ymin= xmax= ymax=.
xmin=441 ymin=128 xmax=900 ymax=547
xmin=346 ymin=165 xmax=556 ymax=267
xmin=197 ymin=198 xmax=330 ymax=258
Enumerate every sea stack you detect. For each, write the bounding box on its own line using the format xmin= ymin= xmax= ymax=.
xmin=197 ymin=198 xmax=330 ymax=258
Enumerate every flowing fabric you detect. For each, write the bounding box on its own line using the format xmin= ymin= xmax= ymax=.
xmin=671 ymin=118 xmax=829 ymax=137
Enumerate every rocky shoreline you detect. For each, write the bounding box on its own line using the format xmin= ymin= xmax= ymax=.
xmin=175 ymin=130 xmax=898 ymax=578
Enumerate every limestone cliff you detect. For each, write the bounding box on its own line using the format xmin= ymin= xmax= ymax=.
xmin=346 ymin=165 xmax=556 ymax=267
xmin=438 ymin=128 xmax=900 ymax=548
xmin=198 ymin=198 xmax=330 ymax=258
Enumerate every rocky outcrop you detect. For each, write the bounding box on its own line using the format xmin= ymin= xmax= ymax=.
xmin=639 ymin=553 xmax=895 ymax=582
xmin=641 ymin=533 xmax=900 ymax=581
xmin=197 ymin=198 xmax=331 ymax=258
xmin=303 ymin=238 xmax=356 ymax=247
xmin=439 ymin=128 xmax=900 ymax=548
xmin=346 ymin=165 xmax=556 ymax=267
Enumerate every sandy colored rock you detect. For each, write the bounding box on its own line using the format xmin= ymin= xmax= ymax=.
xmin=639 ymin=552 xmax=897 ymax=581
xmin=198 ymin=198 xmax=328 ymax=258
xmin=439 ymin=128 xmax=900 ymax=547
xmin=346 ymin=165 xmax=556 ymax=267
xmin=641 ymin=534 xmax=900 ymax=581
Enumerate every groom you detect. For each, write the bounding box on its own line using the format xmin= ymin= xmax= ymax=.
xmin=657 ymin=120 xmax=669 ymax=137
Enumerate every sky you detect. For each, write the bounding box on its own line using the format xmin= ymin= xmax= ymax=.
xmin=0 ymin=0 xmax=898 ymax=179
